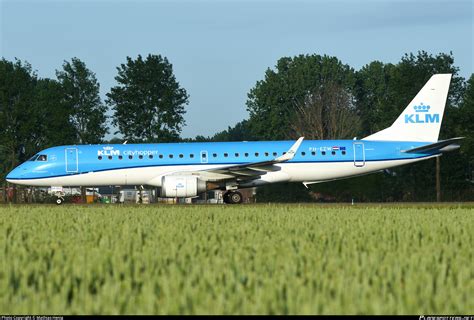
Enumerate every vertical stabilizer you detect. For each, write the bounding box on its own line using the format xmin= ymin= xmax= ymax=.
xmin=363 ymin=74 xmax=452 ymax=142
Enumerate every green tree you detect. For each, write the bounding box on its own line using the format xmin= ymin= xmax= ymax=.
xmin=212 ymin=120 xmax=255 ymax=142
xmin=0 ymin=59 xmax=37 ymax=180
xmin=449 ymin=74 xmax=474 ymax=199
xmin=107 ymin=54 xmax=189 ymax=143
xmin=354 ymin=61 xmax=396 ymax=136
xmin=33 ymin=78 xmax=76 ymax=147
xmin=56 ymin=57 xmax=108 ymax=144
xmin=246 ymin=54 xmax=355 ymax=140
xmin=0 ymin=59 xmax=76 ymax=182
xmin=352 ymin=51 xmax=467 ymax=201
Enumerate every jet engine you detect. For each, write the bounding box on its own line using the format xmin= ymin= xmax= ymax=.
xmin=160 ymin=175 xmax=207 ymax=197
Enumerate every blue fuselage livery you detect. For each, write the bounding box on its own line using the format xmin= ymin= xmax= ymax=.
xmin=5 ymin=74 xmax=463 ymax=204
xmin=7 ymin=140 xmax=438 ymax=181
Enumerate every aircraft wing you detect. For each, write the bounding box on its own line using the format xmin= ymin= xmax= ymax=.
xmin=197 ymin=137 xmax=304 ymax=182
xmin=146 ymin=137 xmax=304 ymax=186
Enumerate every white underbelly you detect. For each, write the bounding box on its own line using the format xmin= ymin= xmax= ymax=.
xmin=14 ymin=157 xmax=432 ymax=187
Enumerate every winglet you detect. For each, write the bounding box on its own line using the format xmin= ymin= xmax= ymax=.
xmin=276 ymin=137 xmax=304 ymax=162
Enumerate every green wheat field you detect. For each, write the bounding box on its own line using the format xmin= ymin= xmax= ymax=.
xmin=1 ymin=204 xmax=473 ymax=315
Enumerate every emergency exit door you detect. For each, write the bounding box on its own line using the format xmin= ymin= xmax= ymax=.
xmin=65 ymin=148 xmax=78 ymax=173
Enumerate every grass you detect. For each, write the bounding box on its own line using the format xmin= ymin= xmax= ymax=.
xmin=0 ymin=204 xmax=473 ymax=314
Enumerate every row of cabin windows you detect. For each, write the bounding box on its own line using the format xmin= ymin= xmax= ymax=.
xmin=97 ymin=150 xmax=346 ymax=160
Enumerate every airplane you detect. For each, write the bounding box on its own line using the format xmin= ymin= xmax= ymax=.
xmin=6 ymin=74 xmax=463 ymax=204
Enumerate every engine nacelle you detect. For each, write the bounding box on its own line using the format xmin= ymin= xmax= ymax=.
xmin=160 ymin=175 xmax=207 ymax=198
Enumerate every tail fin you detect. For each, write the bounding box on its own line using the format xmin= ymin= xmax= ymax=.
xmin=363 ymin=74 xmax=452 ymax=142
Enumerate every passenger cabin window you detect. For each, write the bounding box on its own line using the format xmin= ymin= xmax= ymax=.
xmin=224 ymin=153 xmax=228 ymax=157
xmin=311 ymin=151 xmax=316 ymax=156
xmin=149 ymin=154 xmax=153 ymax=159
xmin=213 ymin=153 xmax=217 ymax=158
xmin=129 ymin=155 xmax=133 ymax=159
xmin=273 ymin=152 xmax=277 ymax=157
xmin=322 ymin=151 xmax=326 ymax=155
xmin=159 ymin=154 xmax=163 ymax=159
xmin=179 ymin=154 xmax=183 ymax=158
xmin=108 ymin=155 xmax=112 ymax=160
xmin=139 ymin=155 xmax=143 ymax=159
xmin=118 ymin=155 xmax=123 ymax=160
xmin=169 ymin=154 xmax=174 ymax=159
xmin=98 ymin=156 xmax=103 ymax=160
xmin=190 ymin=154 xmax=194 ymax=158
xmin=235 ymin=153 xmax=239 ymax=157
xmin=342 ymin=151 xmax=346 ymax=155
xmin=245 ymin=153 xmax=249 ymax=157
xmin=255 ymin=152 xmax=259 ymax=157
xmin=331 ymin=151 xmax=336 ymax=155
xmin=301 ymin=152 xmax=306 ymax=156
xmin=37 ymin=155 xmax=47 ymax=161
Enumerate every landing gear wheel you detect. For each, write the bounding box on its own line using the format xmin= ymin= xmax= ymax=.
xmin=55 ymin=197 xmax=64 ymax=205
xmin=224 ymin=191 xmax=243 ymax=204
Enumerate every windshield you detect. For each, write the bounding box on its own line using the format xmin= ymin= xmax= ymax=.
xmin=28 ymin=155 xmax=39 ymax=161
xmin=37 ymin=154 xmax=47 ymax=161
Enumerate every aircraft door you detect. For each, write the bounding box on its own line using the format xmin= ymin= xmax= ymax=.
xmin=353 ymin=142 xmax=365 ymax=167
xmin=65 ymin=148 xmax=78 ymax=173
xmin=200 ymin=150 xmax=208 ymax=164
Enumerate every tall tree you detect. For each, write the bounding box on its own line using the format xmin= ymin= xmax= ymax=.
xmin=290 ymin=82 xmax=360 ymax=140
xmin=246 ymin=54 xmax=355 ymax=140
xmin=353 ymin=51 xmax=467 ymax=201
xmin=56 ymin=57 xmax=108 ymax=144
xmin=0 ymin=59 xmax=37 ymax=180
xmin=33 ymin=78 xmax=76 ymax=147
xmin=107 ymin=54 xmax=189 ymax=143
xmin=0 ymin=59 xmax=76 ymax=182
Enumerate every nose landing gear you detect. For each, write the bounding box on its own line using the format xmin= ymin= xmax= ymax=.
xmin=223 ymin=191 xmax=243 ymax=204
xmin=51 ymin=189 xmax=65 ymax=205
xmin=55 ymin=196 xmax=64 ymax=205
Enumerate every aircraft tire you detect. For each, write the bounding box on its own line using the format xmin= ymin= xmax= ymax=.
xmin=228 ymin=191 xmax=243 ymax=204
xmin=55 ymin=198 xmax=63 ymax=205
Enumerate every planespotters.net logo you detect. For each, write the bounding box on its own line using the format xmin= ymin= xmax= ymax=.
xmin=419 ymin=316 xmax=474 ymax=320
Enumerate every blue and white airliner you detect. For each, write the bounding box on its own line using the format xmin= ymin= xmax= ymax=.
xmin=6 ymin=74 xmax=463 ymax=204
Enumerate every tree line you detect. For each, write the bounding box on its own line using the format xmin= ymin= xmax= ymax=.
xmin=0 ymin=51 xmax=472 ymax=201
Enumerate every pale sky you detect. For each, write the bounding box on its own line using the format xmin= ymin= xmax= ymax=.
xmin=1 ymin=0 xmax=472 ymax=139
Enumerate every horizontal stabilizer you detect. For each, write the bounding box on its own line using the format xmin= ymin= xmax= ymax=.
xmin=402 ymin=137 xmax=464 ymax=153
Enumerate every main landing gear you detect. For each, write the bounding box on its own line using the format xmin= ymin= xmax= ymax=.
xmin=223 ymin=191 xmax=243 ymax=204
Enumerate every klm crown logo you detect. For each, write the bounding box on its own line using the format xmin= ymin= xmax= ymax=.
xmin=413 ymin=103 xmax=430 ymax=112
xmin=404 ymin=102 xmax=440 ymax=124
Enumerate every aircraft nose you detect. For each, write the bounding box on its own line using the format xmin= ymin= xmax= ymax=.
xmin=6 ymin=166 xmax=26 ymax=182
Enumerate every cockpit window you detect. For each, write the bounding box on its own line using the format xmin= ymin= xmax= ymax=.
xmin=28 ymin=155 xmax=39 ymax=161
xmin=37 ymin=154 xmax=47 ymax=161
